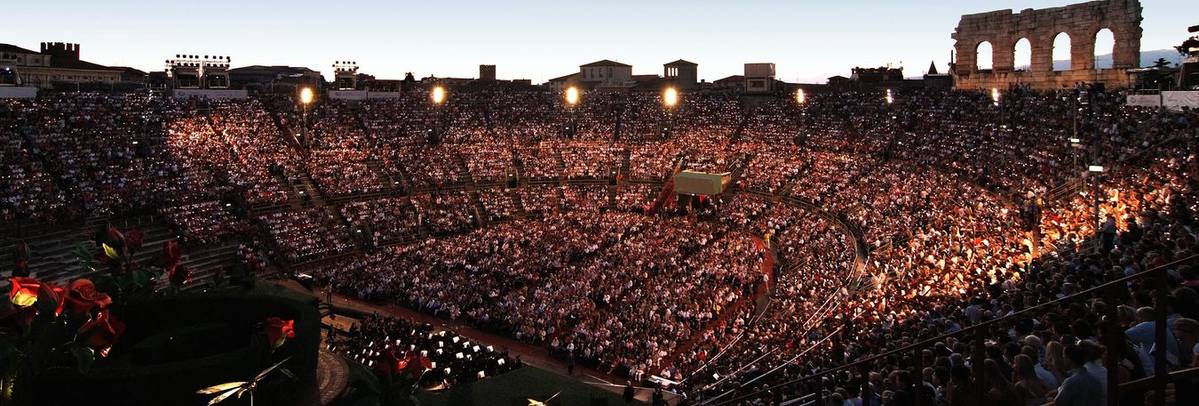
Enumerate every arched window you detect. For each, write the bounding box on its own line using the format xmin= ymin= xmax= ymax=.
xmin=1052 ymin=32 xmax=1072 ymax=71
xmin=976 ymin=41 xmax=994 ymax=71
xmin=1094 ymin=28 xmax=1115 ymax=69
xmin=1014 ymin=38 xmax=1032 ymax=71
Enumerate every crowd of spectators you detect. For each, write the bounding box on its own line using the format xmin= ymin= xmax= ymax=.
xmin=259 ymin=207 xmax=354 ymax=263
xmin=314 ymin=210 xmax=768 ymax=382
xmin=339 ymin=197 xmax=420 ymax=247
xmin=4 ymin=87 xmax=1197 ymax=406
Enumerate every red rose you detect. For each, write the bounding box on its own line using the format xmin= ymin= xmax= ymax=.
xmin=64 ymin=279 xmax=112 ymax=316
xmin=264 ymin=317 xmax=295 ymax=349
xmin=40 ymin=283 xmax=65 ymax=316
xmin=105 ymin=225 xmax=124 ymax=246
xmin=167 ymin=264 xmax=191 ymax=287
xmin=125 ymin=229 xmax=145 ymax=251
xmin=7 ymin=277 xmax=66 ymax=317
xmin=9 ymin=277 xmax=41 ymax=308
xmin=163 ymin=240 xmax=181 ymax=267
xmin=395 ymin=353 xmax=411 ymax=372
xmin=78 ymin=310 xmax=126 ymax=357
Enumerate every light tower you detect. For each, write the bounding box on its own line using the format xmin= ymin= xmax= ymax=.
xmin=165 ymin=54 xmax=231 ymax=89
xmin=660 ymin=86 xmax=679 ymax=140
xmin=564 ymin=86 xmax=580 ymax=137
xmin=333 ymin=61 xmax=359 ymax=90
xmin=299 ymin=87 xmax=314 ymax=148
xmin=428 ymin=85 xmax=447 ymax=144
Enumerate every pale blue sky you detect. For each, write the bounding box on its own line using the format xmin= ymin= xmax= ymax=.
xmin=4 ymin=1 xmax=1192 ymax=83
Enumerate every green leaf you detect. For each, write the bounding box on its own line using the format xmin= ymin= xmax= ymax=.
xmin=132 ymin=270 xmax=150 ymax=289
xmin=73 ymin=243 xmax=98 ymax=271
xmin=72 ymin=242 xmax=94 ymax=261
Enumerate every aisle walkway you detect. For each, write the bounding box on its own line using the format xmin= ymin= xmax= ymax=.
xmin=664 ymin=234 xmax=776 ymax=371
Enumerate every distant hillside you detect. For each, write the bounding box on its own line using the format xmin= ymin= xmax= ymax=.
xmin=1047 ymin=49 xmax=1182 ymax=70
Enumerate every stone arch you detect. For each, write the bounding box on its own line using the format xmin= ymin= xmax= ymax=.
xmin=1052 ymin=32 xmax=1072 ymax=71
xmin=950 ymin=1 xmax=1143 ymax=89
xmin=976 ymin=41 xmax=994 ymax=71
xmin=1093 ymin=28 xmax=1115 ymax=69
xmin=1110 ymin=23 xmax=1142 ymax=69
xmin=1013 ymin=38 xmax=1032 ymax=71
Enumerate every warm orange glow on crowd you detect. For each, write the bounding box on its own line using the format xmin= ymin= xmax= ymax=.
xmin=2 ymin=85 xmax=1197 ymax=405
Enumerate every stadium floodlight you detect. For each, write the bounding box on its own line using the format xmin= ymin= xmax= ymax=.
xmin=565 ymin=86 xmax=580 ymax=106
xmin=885 ymin=89 xmax=894 ymax=104
xmin=1088 ymin=165 xmax=1105 ymax=173
xmin=795 ymin=88 xmax=806 ymax=104
xmin=299 ymin=87 xmax=314 ymax=105
xmin=991 ymin=88 xmax=1001 ymax=105
xmin=431 ymin=85 xmax=447 ymax=105
xmin=663 ymin=87 xmax=679 ymax=108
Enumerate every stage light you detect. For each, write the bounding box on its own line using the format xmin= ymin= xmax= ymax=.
xmin=885 ymin=89 xmax=894 ymax=104
xmin=663 ymin=87 xmax=679 ymax=108
xmin=565 ymin=86 xmax=580 ymax=106
xmin=299 ymin=87 xmax=314 ymax=105
xmin=991 ymin=88 xmax=1001 ymax=105
xmin=431 ymin=85 xmax=446 ymax=105
xmin=795 ymin=88 xmax=806 ymax=104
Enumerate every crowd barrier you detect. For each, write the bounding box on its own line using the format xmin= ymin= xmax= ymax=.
xmin=172 ymin=89 xmax=249 ymax=99
xmin=1126 ymin=91 xmax=1199 ymax=111
xmin=328 ymin=90 xmax=405 ymax=100
xmin=0 ymin=86 xmax=38 ymax=99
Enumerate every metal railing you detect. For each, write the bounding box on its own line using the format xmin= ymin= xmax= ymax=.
xmin=706 ymin=253 xmax=1199 ymax=406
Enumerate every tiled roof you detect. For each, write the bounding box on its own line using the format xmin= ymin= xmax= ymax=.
xmin=580 ymin=59 xmax=631 ymax=68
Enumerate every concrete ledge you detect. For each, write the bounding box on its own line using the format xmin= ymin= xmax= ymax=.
xmin=172 ymin=88 xmax=248 ymax=99
xmin=0 ymin=86 xmax=38 ymax=98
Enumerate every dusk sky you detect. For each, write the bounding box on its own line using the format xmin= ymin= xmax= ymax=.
xmin=5 ymin=0 xmax=1192 ymax=83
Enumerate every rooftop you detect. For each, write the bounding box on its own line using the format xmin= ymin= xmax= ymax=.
xmin=580 ymin=59 xmax=631 ymax=68
xmin=0 ymin=43 xmax=40 ymax=54
xmin=664 ymin=59 xmax=698 ymax=67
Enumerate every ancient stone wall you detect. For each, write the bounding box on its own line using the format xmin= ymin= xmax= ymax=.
xmin=951 ymin=0 xmax=1142 ymax=90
